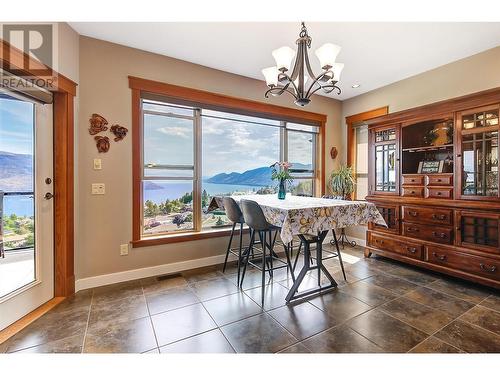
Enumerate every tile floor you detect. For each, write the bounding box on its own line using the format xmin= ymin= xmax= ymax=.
xmin=1 ymin=245 xmax=500 ymax=353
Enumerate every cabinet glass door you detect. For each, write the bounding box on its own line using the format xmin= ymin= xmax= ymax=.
xmin=372 ymin=127 xmax=398 ymax=194
xmin=459 ymin=106 xmax=499 ymax=198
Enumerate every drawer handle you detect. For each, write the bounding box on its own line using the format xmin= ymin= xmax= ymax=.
xmin=375 ymin=239 xmax=384 ymax=245
xmin=432 ymin=231 xmax=447 ymax=239
xmin=432 ymin=214 xmax=446 ymax=220
xmin=432 ymin=252 xmax=447 ymax=261
xmin=405 ymin=246 xmax=417 ymax=254
xmin=410 ymin=190 xmax=416 ymax=195
xmin=436 ymin=179 xmax=442 ymax=182
xmin=406 ymin=227 xmax=419 ymax=233
xmin=480 ymin=263 xmax=497 ymax=273
xmin=410 ymin=179 xmax=416 ymax=182
xmin=436 ymin=192 xmax=442 ymax=196
xmin=409 ymin=211 xmax=418 ymax=217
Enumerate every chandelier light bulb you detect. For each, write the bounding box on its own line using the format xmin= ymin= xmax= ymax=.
xmin=332 ymin=62 xmax=344 ymax=82
xmin=272 ymin=46 xmax=296 ymax=72
xmin=261 ymin=66 xmax=279 ymax=87
xmin=315 ymin=43 xmax=341 ymax=70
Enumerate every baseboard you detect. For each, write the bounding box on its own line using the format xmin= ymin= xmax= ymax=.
xmin=75 ymin=253 xmax=230 ymax=292
xmin=75 ymin=235 xmax=367 ymax=292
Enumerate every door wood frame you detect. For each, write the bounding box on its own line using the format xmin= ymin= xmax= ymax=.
xmin=1 ymin=39 xmax=77 ymax=297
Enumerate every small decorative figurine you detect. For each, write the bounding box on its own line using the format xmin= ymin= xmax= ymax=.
xmin=94 ymin=136 xmax=110 ymax=153
xmin=89 ymin=114 xmax=109 ymax=135
xmin=110 ymin=124 xmax=128 ymax=142
xmin=330 ymin=146 xmax=338 ymax=159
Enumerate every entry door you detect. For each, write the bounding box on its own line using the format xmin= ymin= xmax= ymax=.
xmin=0 ymin=95 xmax=54 ymax=331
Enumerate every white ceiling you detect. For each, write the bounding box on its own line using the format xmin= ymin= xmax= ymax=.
xmin=70 ymin=22 xmax=500 ymax=100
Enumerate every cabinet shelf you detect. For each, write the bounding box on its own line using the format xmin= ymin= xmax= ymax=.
xmin=402 ymin=144 xmax=454 ymax=153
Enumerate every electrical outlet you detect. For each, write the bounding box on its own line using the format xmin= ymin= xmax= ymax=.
xmin=120 ymin=244 xmax=129 ymax=256
xmin=91 ymin=183 xmax=105 ymax=195
xmin=93 ymin=158 xmax=102 ymax=170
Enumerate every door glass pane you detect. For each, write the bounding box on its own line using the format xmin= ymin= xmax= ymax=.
xmin=355 ymin=125 xmax=368 ymax=200
xmin=462 ymin=110 xmax=499 ymax=129
xmin=375 ymin=129 xmax=396 ymax=142
xmin=142 ymin=180 xmax=194 ymax=235
xmin=462 ymin=131 xmax=498 ymax=196
xmin=375 ymin=143 xmax=396 ymax=192
xmin=0 ymin=96 xmax=35 ymax=298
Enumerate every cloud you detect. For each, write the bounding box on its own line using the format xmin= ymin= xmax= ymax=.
xmin=156 ymin=126 xmax=192 ymax=139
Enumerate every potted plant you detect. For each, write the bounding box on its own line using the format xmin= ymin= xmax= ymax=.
xmin=270 ymin=161 xmax=294 ymax=199
xmin=330 ymin=165 xmax=355 ymax=200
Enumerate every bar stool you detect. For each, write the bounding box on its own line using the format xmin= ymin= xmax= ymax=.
xmin=239 ymin=199 xmax=293 ymax=306
xmin=221 ymin=197 xmax=246 ymax=286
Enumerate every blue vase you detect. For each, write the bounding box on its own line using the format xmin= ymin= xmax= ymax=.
xmin=278 ymin=178 xmax=286 ymax=200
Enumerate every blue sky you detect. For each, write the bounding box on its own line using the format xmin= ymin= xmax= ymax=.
xmin=144 ymin=108 xmax=312 ymax=177
xmin=0 ymin=97 xmax=34 ymax=155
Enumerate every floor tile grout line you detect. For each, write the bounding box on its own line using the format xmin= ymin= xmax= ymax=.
xmin=424 ymin=295 xmax=493 ymax=353
xmin=405 ymin=334 xmax=463 ymax=354
xmin=143 ymin=285 xmax=161 ymax=353
xmin=363 ymin=258 xmax=494 ymax=306
xmin=198 ymin=300 xmax=238 ymax=353
xmin=80 ymin=290 xmax=94 ymax=353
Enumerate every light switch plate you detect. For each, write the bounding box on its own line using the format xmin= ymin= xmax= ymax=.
xmin=91 ymin=183 xmax=105 ymax=195
xmin=93 ymin=158 xmax=102 ymax=170
xmin=120 ymin=244 xmax=129 ymax=256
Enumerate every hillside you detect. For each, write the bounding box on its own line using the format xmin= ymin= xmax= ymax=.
xmin=205 ymin=163 xmax=312 ymax=186
xmin=0 ymin=151 xmax=33 ymax=192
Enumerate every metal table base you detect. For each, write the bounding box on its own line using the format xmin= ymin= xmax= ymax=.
xmin=285 ymin=230 xmax=338 ymax=303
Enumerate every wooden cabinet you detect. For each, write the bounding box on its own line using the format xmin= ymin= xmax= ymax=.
xmin=368 ymin=202 xmax=400 ymax=234
xmin=365 ymin=88 xmax=500 ymax=289
xmin=455 ymin=210 xmax=500 ymax=254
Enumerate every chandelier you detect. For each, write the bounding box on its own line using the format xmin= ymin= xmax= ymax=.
xmin=262 ymin=22 xmax=344 ymax=107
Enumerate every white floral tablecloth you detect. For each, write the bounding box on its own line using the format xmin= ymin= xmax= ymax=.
xmin=208 ymin=194 xmax=386 ymax=244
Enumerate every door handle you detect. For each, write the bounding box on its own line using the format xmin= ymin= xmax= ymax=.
xmin=44 ymin=192 xmax=54 ymax=200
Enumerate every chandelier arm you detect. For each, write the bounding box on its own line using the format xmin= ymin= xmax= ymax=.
xmin=307 ymin=83 xmax=341 ymax=98
xmin=304 ymin=70 xmax=331 ymax=98
xmin=303 ymin=41 xmax=317 ymax=79
xmin=279 ymin=71 xmax=300 ymax=97
xmin=288 ymin=42 xmax=302 ymax=82
xmin=264 ymin=86 xmax=298 ymax=100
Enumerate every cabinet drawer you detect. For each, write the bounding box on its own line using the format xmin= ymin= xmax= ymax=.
xmin=426 ymin=174 xmax=453 ymax=186
xmin=402 ymin=175 xmax=424 ymax=186
xmin=397 ymin=241 xmax=424 ymax=260
xmin=368 ymin=232 xmax=397 ymax=252
xmin=402 ymin=187 xmax=424 ymax=198
xmin=425 ymin=187 xmax=453 ymax=199
xmin=402 ymin=206 xmax=453 ymax=226
xmin=426 ymin=246 xmax=500 ymax=281
xmin=403 ymin=222 xmax=453 ymax=244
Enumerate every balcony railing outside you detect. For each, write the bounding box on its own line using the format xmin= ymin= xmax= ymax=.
xmin=0 ymin=191 xmax=35 ymax=258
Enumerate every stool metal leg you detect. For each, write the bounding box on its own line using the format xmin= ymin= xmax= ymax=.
xmin=237 ymin=222 xmax=244 ymax=286
xmin=222 ymin=222 xmax=236 ymax=273
xmin=259 ymin=230 xmax=266 ymax=306
xmin=240 ymin=229 xmax=255 ymax=287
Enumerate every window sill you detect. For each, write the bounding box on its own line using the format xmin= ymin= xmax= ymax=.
xmin=131 ymin=227 xmax=250 ymax=248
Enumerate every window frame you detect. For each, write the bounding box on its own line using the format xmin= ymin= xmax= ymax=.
xmin=130 ymin=76 xmax=327 ymax=247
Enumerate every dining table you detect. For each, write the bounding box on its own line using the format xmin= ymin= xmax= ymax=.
xmin=208 ymin=194 xmax=386 ymax=302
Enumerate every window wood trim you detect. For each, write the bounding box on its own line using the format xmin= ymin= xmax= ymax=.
xmin=129 ymin=76 xmax=327 ymax=247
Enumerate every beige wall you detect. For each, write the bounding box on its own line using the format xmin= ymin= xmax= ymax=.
xmin=343 ymin=46 xmax=500 ymax=241
xmin=76 ymin=36 xmax=342 ymax=279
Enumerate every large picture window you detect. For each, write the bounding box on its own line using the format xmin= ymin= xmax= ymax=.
xmin=130 ymin=77 xmax=326 ymax=245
